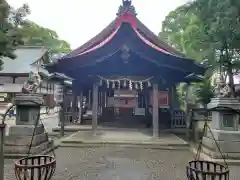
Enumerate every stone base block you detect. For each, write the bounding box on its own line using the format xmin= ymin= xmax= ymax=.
xmin=5 ymin=132 xmax=48 ymax=146
xmin=205 ymin=129 xmax=240 ymax=142
xmin=4 ymin=124 xmax=53 ymax=157
xmin=4 ymin=140 xmax=53 ymax=155
xmin=202 ymin=132 xmax=240 ymax=159
xmin=8 ymin=124 xmax=44 ymax=136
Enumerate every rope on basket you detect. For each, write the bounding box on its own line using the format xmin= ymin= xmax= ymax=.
xmin=194 ymin=108 xmax=228 ymax=168
xmin=27 ymin=100 xmax=56 ymax=158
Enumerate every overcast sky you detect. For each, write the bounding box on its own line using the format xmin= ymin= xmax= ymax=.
xmin=7 ymin=0 xmax=188 ymax=49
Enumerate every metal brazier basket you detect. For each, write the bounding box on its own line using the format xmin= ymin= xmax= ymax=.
xmin=15 ymin=155 xmax=56 ymax=180
xmin=186 ymin=160 xmax=229 ymax=180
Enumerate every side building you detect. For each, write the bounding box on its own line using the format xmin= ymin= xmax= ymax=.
xmin=0 ymin=46 xmax=61 ymax=114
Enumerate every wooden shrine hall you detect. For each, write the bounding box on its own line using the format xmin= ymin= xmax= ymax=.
xmin=45 ymin=0 xmax=205 ymax=137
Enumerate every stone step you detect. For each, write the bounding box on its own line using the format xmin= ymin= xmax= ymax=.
xmin=60 ymin=138 xmax=189 ymax=150
xmin=59 ymin=142 xmax=189 ymax=150
xmin=4 ymin=140 xmax=57 ymax=159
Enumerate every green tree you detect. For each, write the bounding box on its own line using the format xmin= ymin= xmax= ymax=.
xmin=19 ymin=21 xmax=71 ymax=53
xmin=160 ymin=5 xmax=214 ymax=62
xmin=160 ymin=5 xmax=216 ymax=107
xmin=0 ymin=1 xmax=30 ymax=70
xmin=186 ymin=0 xmax=240 ymax=96
xmin=194 ymin=79 xmax=214 ymax=107
xmin=161 ymin=0 xmax=240 ymax=103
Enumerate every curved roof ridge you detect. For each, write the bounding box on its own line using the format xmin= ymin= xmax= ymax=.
xmin=64 ymin=20 xmax=117 ymax=58
xmin=64 ymin=13 xmax=185 ymax=59
xmin=135 ymin=18 xmax=184 ymax=57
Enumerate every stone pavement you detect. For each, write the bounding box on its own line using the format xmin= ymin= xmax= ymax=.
xmin=2 ymin=116 xmax=240 ymax=179
xmin=4 ymin=147 xmax=240 ymax=180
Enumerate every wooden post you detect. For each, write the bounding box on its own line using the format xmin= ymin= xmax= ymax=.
xmin=171 ymin=84 xmax=176 ymax=109
xmin=170 ymin=84 xmax=175 ymax=128
xmin=60 ymin=86 xmax=67 ymax=137
xmin=185 ymin=83 xmax=191 ymax=139
xmin=71 ymin=93 xmax=77 ymax=123
xmin=104 ymin=91 xmax=107 ymax=107
xmin=145 ymin=90 xmax=148 ymax=109
xmin=78 ymin=92 xmax=83 ymax=124
xmin=88 ymin=90 xmax=92 ymax=109
xmin=152 ymin=84 xmax=159 ymax=137
xmin=92 ymin=84 xmax=98 ymax=135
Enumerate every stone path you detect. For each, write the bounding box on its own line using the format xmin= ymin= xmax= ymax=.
xmin=4 ymin=147 xmax=240 ymax=180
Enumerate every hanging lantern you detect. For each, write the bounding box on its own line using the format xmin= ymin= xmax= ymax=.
xmin=148 ymin=81 xmax=151 ymax=87
xmin=107 ymin=80 xmax=110 ymax=88
xmin=99 ymin=79 xmax=103 ymax=86
xmin=123 ymin=80 xmax=127 ymax=88
xmin=129 ymin=81 xmax=132 ymax=90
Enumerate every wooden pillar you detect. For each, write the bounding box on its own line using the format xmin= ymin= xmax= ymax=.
xmin=171 ymin=84 xmax=176 ymax=109
xmin=78 ymin=92 xmax=83 ymax=124
xmin=144 ymin=90 xmax=148 ymax=109
xmin=88 ymin=90 xmax=91 ymax=109
xmin=63 ymin=93 xmax=69 ymax=124
xmin=105 ymin=91 xmax=107 ymax=107
xmin=101 ymin=89 xmax=105 ymax=112
xmin=92 ymin=84 xmax=98 ymax=135
xmin=152 ymin=84 xmax=159 ymax=137
xmin=185 ymin=83 xmax=191 ymax=139
xmin=99 ymin=91 xmax=102 ymax=115
xmin=71 ymin=93 xmax=77 ymax=122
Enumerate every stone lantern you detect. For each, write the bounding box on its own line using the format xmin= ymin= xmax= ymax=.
xmin=202 ymin=72 xmax=240 ymax=159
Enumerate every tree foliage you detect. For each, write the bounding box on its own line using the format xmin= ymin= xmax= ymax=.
xmin=187 ymin=0 xmax=240 ymax=96
xmin=160 ymin=5 xmax=214 ymax=62
xmin=19 ymin=21 xmax=71 ymax=53
xmin=194 ymin=80 xmax=214 ymax=106
xmin=0 ymin=1 xmax=30 ymax=69
xmin=0 ymin=1 xmax=70 ymax=71
xmin=160 ymin=0 xmax=240 ymax=103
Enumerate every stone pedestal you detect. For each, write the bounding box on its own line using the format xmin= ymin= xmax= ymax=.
xmin=202 ymin=97 xmax=240 ymax=159
xmin=4 ymin=94 xmax=53 ymax=157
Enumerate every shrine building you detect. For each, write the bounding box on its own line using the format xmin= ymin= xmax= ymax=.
xmin=45 ymin=0 xmax=205 ymax=137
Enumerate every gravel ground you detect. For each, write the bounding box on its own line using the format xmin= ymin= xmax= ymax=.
xmin=4 ymin=147 xmax=240 ymax=180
